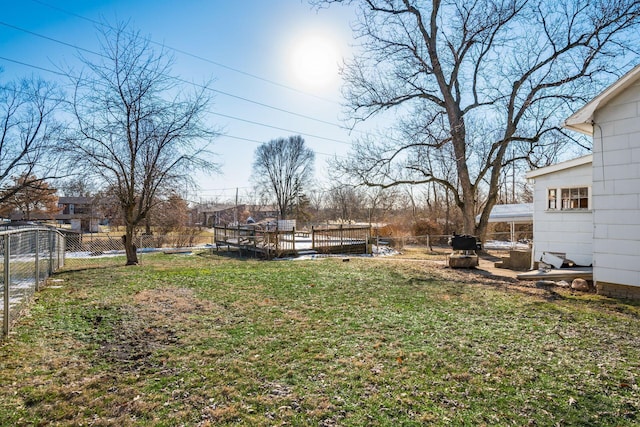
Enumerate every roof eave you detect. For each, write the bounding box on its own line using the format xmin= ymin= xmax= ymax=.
xmin=562 ymin=119 xmax=594 ymax=136
xmin=563 ymin=63 xmax=640 ymax=135
xmin=525 ymin=154 xmax=593 ymax=179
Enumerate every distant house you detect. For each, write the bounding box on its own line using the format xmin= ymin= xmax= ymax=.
xmin=527 ymin=63 xmax=640 ymax=299
xmin=56 ymin=196 xmax=102 ymax=232
xmin=249 ymin=205 xmax=279 ymax=222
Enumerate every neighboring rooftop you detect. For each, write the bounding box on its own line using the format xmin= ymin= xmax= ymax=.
xmin=477 ymin=203 xmax=533 ymax=224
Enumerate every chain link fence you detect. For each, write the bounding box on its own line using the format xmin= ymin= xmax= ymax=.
xmin=377 ymin=231 xmax=533 ymax=260
xmin=63 ymin=231 xmax=217 ymax=269
xmin=1 ymin=227 xmax=65 ymax=338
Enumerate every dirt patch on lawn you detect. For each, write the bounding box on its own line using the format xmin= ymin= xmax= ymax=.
xmin=99 ymin=287 xmax=215 ymax=370
xmin=133 ymin=287 xmax=214 ymax=321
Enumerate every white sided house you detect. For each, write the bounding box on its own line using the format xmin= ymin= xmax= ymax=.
xmin=526 ymin=155 xmax=593 ymax=268
xmin=563 ymin=64 xmax=640 ymax=299
xmin=527 ymin=64 xmax=640 ymax=299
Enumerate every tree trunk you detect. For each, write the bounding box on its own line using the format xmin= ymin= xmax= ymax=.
xmin=145 ymin=216 xmax=152 ymax=235
xmin=450 ymin=114 xmax=476 ymax=236
xmin=475 ymin=144 xmax=509 ymax=243
xmin=123 ymin=226 xmax=138 ymax=265
xmin=461 ymin=197 xmax=476 ymax=236
xmin=444 ymin=189 xmax=450 ymax=235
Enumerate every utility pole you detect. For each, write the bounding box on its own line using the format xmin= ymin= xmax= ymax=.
xmin=234 ymin=187 xmax=238 ymax=225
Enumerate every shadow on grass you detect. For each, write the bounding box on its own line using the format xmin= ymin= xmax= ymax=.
xmin=202 ymin=248 xmax=269 ymax=261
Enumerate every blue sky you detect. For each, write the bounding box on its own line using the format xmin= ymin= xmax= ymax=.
xmin=1 ymin=0 xmax=364 ymax=204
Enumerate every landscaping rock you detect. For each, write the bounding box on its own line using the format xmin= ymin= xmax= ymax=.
xmin=556 ymin=280 xmax=570 ymax=288
xmin=571 ymin=278 xmax=590 ymax=292
xmin=535 ymin=280 xmax=557 ymax=288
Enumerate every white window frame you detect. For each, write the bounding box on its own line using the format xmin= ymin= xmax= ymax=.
xmin=547 ymin=188 xmax=557 ymax=210
xmin=546 ymin=186 xmax=591 ymax=211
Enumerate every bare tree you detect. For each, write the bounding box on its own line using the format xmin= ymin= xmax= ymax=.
xmin=0 ymin=174 xmax=58 ymax=220
xmin=66 ymin=23 xmax=219 ymax=265
xmin=327 ymin=184 xmax=365 ymax=222
xmin=0 ymin=76 xmax=64 ymax=206
xmin=252 ymin=135 xmax=315 ymax=219
xmin=314 ymin=0 xmax=640 ymax=239
xmin=152 ymin=192 xmax=190 ymax=234
xmin=366 ymin=186 xmax=400 ymax=225
xmin=307 ymin=188 xmax=326 ymax=221
xmin=58 ymin=177 xmax=96 ymax=197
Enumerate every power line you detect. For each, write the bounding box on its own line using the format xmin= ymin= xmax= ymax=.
xmin=27 ymin=0 xmax=343 ymax=105
xmin=0 ymin=60 xmax=350 ymax=165
xmin=198 ymin=185 xmax=252 ymax=192
xmin=222 ymin=134 xmax=346 ymax=159
xmin=0 ymin=20 xmax=103 ymax=58
xmin=0 ymin=19 xmax=353 ymax=132
xmin=214 ymin=113 xmax=351 ymax=146
xmin=0 ymin=55 xmax=352 ymax=153
xmin=0 ymin=56 xmax=67 ymax=77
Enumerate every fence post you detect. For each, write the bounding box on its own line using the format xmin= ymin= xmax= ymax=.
xmin=61 ymin=232 xmax=66 ymax=268
xmin=253 ymin=227 xmax=257 ymax=259
xmin=4 ymin=234 xmax=11 ymax=337
xmin=311 ymin=226 xmax=315 ymax=250
xmin=365 ymin=227 xmax=369 ymax=254
xmin=292 ymin=227 xmax=296 ymax=254
xmin=51 ymin=231 xmax=55 ymax=273
xmin=35 ymin=230 xmax=40 ymax=292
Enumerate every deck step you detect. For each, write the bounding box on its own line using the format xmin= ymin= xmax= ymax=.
xmin=297 ymin=250 xmax=319 ymax=256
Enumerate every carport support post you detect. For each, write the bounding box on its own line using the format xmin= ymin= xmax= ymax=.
xmin=4 ymin=234 xmax=11 ymax=337
xmin=510 ymin=221 xmax=515 ymax=249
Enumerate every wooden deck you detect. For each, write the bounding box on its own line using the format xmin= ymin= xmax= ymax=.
xmin=213 ymin=225 xmax=371 ymax=259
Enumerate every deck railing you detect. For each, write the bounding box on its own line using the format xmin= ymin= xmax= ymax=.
xmin=213 ymin=224 xmax=372 ymax=258
xmin=311 ymin=225 xmax=370 ymax=254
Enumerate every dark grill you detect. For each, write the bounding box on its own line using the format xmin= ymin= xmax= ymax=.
xmin=449 ymin=234 xmax=480 ymax=251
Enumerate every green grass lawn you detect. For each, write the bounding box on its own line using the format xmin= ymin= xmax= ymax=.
xmin=1 ymin=252 xmax=639 ymax=426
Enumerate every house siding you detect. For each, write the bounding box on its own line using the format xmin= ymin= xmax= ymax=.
xmin=530 ymin=161 xmax=593 ymax=267
xmin=592 ymin=78 xmax=640 ymax=290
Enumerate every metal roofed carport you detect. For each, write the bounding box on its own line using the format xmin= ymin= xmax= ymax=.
xmin=477 ymin=203 xmax=533 ymax=244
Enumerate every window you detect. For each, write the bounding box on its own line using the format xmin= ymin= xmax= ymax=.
xmin=547 ymin=186 xmax=589 ymax=210
xmin=561 ymin=187 xmax=589 ymax=209
xmin=547 ymin=189 xmax=557 ymax=209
